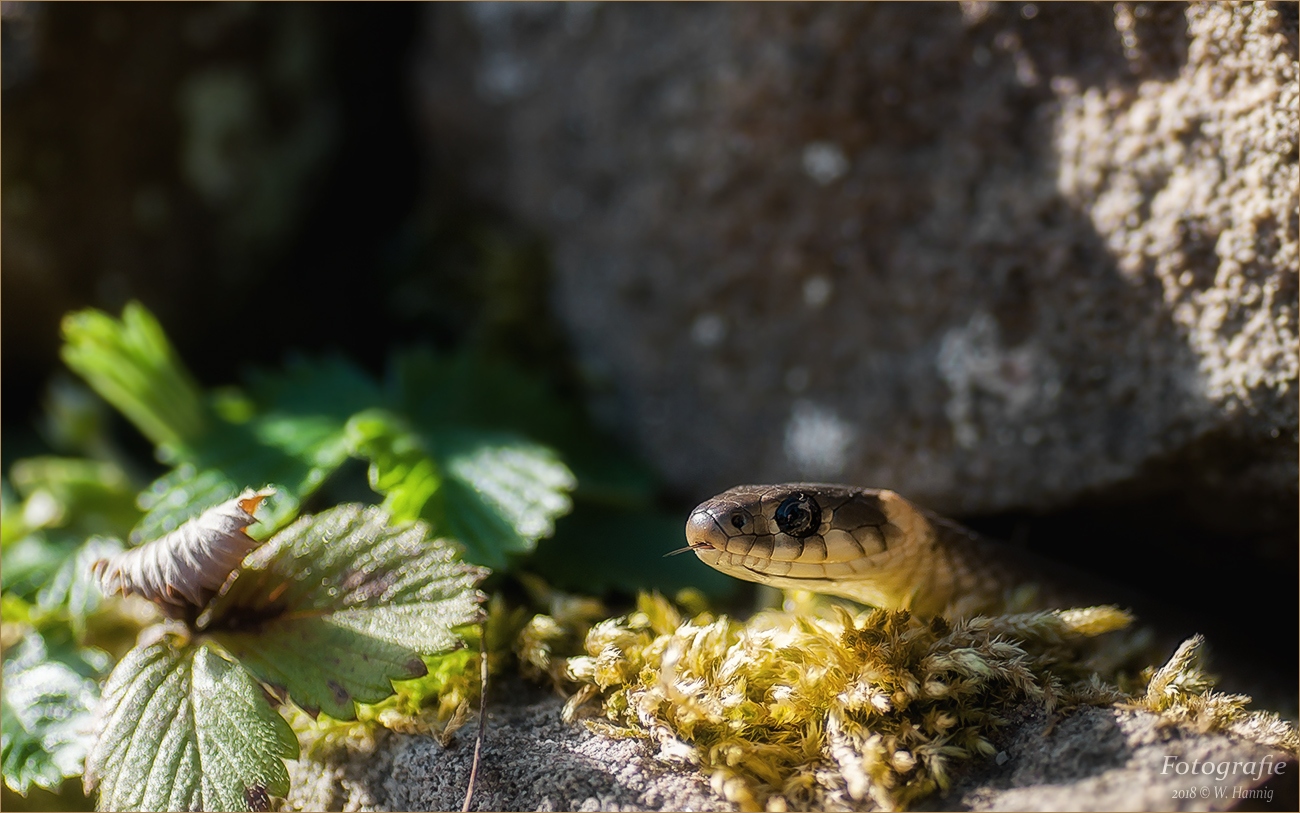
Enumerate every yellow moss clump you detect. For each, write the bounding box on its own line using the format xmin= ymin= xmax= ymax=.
xmin=564 ymin=593 xmax=1134 ymax=811
xmin=1130 ymin=634 xmax=1298 ymax=751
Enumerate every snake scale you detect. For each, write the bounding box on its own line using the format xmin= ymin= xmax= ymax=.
xmin=684 ymin=483 xmax=1115 ymax=617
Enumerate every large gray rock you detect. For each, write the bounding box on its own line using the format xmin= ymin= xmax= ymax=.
xmin=285 ymin=681 xmax=1296 ymax=812
xmin=413 ymin=2 xmax=1297 ymax=526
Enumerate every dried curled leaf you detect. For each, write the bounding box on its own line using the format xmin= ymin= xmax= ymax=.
xmin=92 ymin=489 xmax=272 ymax=616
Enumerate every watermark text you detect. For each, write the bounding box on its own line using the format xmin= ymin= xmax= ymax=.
xmin=1161 ymin=754 xmax=1286 ymax=782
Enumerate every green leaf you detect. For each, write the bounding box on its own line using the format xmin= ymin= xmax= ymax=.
xmin=1 ymin=459 xmax=140 ymax=606
xmin=391 ymin=348 xmax=656 ymax=505
xmin=1 ymin=478 xmax=24 ymax=547
xmin=60 ymin=303 xmax=207 ymax=449
xmin=8 ymin=458 xmax=141 ymax=539
xmin=60 ymin=306 xmax=371 ymax=545
xmin=133 ymin=358 xmax=383 ymax=544
xmin=1 ymin=593 xmax=34 ymax=625
xmin=84 ymin=637 xmax=297 ymax=812
xmin=240 ymin=355 xmax=383 ymax=494
xmin=347 ymin=409 xmax=576 ymax=570
xmin=204 ymin=504 xmax=486 ymax=719
xmin=345 ymin=410 xmax=441 ymax=522
xmin=37 ymin=537 xmax=125 ymax=637
xmin=427 ymin=431 xmax=575 ymax=569
xmin=1 ymin=534 xmax=76 ymax=602
xmin=2 ymin=634 xmax=98 ymax=795
xmin=244 ymin=355 xmax=382 ymax=439
xmin=40 ymin=376 xmax=114 ymax=460
xmin=2 ymin=460 xmax=141 ymax=608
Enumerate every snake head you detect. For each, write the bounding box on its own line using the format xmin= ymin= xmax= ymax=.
xmin=682 ymin=483 xmax=941 ymax=611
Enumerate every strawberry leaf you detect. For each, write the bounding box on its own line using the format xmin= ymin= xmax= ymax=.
xmin=345 ymin=410 xmax=442 ymax=523
xmin=202 ymin=504 xmax=486 ymax=719
xmin=60 ymin=303 xmax=207 ymax=449
xmin=348 ymin=408 xmax=575 ymax=570
xmin=390 ymin=347 xmax=654 ymax=505
xmin=426 ymin=430 xmax=575 ymax=569
xmin=1 ymin=634 xmax=99 ymax=795
xmin=83 ymin=636 xmax=297 ymax=812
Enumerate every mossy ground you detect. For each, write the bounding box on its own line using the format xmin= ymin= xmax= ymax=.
xmin=547 ymin=592 xmax=1296 ymax=812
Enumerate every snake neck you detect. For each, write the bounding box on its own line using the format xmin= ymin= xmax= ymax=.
xmin=921 ymin=515 xmax=1030 ymax=616
xmin=819 ymin=513 xmax=1014 ymax=616
xmin=923 ymin=513 xmax=1118 ymax=616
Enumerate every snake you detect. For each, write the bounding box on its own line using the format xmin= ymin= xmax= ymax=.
xmin=683 ymin=483 xmax=1111 ymax=617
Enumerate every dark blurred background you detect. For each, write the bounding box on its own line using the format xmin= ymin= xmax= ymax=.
xmin=3 ymin=3 xmax=1296 ymax=694
xmin=3 ymin=3 xmax=515 ymax=407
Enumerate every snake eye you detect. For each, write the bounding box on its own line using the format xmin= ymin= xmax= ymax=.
xmin=730 ymin=512 xmax=747 ymax=530
xmin=774 ymin=493 xmax=821 ymax=538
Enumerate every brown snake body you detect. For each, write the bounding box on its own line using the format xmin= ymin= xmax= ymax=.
xmin=685 ymin=483 xmax=1111 ymax=617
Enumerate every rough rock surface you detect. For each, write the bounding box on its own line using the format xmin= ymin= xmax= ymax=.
xmin=414 ymin=2 xmax=1298 ymax=525
xmin=285 ymin=682 xmax=732 ymax=812
xmin=284 ymin=680 xmax=1296 ymax=812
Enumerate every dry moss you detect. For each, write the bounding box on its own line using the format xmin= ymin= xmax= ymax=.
xmin=1129 ymin=634 xmax=1298 ymax=751
xmin=562 ymin=592 xmax=1295 ymax=812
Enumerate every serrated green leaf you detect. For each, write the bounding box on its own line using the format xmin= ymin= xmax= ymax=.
xmin=244 ymin=355 xmax=382 ymax=432
xmin=241 ymin=355 xmax=382 ymax=492
xmin=345 ymin=410 xmax=441 ymax=522
xmin=2 ymin=634 xmax=98 ymax=795
xmin=428 ymin=431 xmax=575 ymax=569
xmin=391 ymin=348 xmax=656 ymax=505
xmin=60 ymin=303 xmax=207 ymax=449
xmin=59 ymin=306 xmax=367 ymax=544
xmin=203 ymin=504 xmax=486 ymax=719
xmin=134 ymin=358 xmax=378 ymax=544
xmin=347 ymin=407 xmax=576 ymax=570
xmin=37 ymin=537 xmax=125 ymax=637
xmin=84 ymin=637 xmax=297 ymax=812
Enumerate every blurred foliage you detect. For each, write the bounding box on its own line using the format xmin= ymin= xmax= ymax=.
xmin=2 ymin=301 xmax=727 ymax=808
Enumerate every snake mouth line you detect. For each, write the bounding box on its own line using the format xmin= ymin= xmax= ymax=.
xmin=739 ymin=563 xmax=827 ymax=582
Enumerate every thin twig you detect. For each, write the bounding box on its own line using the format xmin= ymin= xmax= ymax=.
xmin=462 ymin=630 xmax=489 ymax=813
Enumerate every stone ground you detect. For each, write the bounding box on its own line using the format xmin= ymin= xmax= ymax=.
xmin=285 ymin=679 xmax=1296 ymax=812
